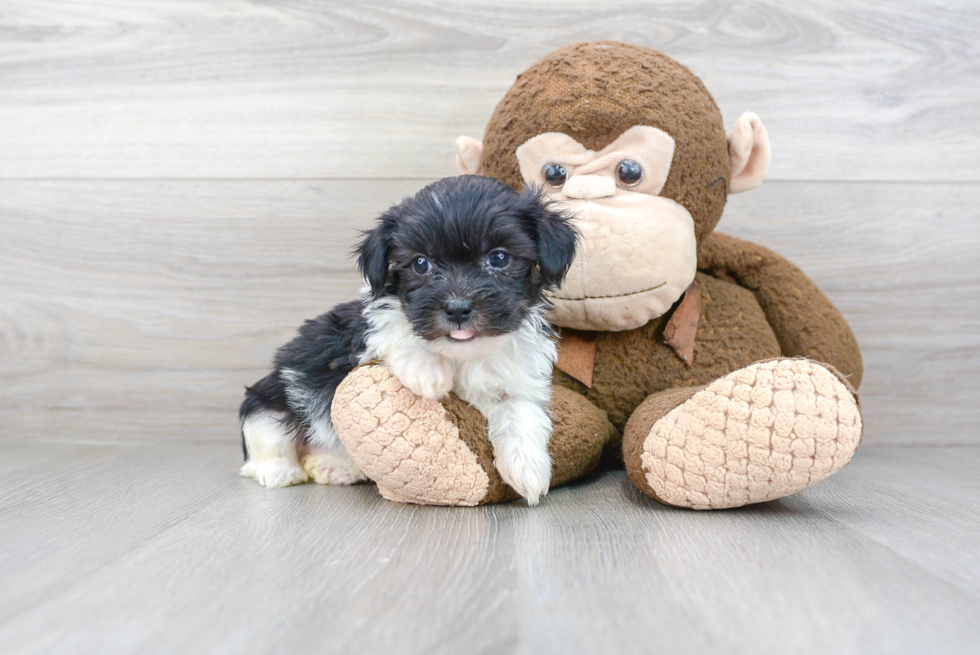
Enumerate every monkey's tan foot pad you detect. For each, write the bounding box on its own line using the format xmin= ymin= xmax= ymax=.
xmin=331 ymin=364 xmax=492 ymax=506
xmin=632 ymin=359 xmax=863 ymax=509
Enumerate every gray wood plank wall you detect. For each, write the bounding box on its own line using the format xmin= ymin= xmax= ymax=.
xmin=2 ymin=1 xmax=978 ymax=446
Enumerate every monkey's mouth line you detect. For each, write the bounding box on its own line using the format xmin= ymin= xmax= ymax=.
xmin=550 ymin=281 xmax=667 ymax=302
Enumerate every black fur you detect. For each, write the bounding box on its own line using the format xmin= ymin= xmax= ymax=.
xmin=240 ymin=300 xmax=368 ymax=458
xmin=241 ymin=176 xmax=577 ymax=460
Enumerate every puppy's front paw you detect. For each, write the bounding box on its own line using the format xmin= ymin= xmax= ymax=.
xmin=494 ymin=441 xmax=552 ymax=506
xmin=391 ymin=350 xmax=454 ymax=400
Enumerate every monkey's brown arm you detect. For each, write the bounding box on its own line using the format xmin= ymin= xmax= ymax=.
xmin=699 ymin=232 xmax=863 ymax=388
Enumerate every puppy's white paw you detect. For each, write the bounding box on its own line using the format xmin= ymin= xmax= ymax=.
xmin=301 ymin=453 xmax=367 ymax=485
xmin=391 ymin=350 xmax=454 ymax=400
xmin=239 ymin=460 xmax=256 ymax=478
xmin=248 ymin=458 xmax=308 ymax=488
xmin=494 ymin=441 xmax=552 ymax=506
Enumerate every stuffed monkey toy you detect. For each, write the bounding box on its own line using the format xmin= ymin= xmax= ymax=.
xmin=331 ymin=42 xmax=863 ymax=509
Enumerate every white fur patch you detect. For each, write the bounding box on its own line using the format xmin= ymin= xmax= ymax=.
xmin=252 ymin=459 xmax=309 ymax=488
xmin=484 ymin=397 xmax=552 ymax=505
xmin=361 ymin=295 xmax=457 ymax=400
xmin=240 ymin=411 xmax=308 ymax=488
xmin=389 ymin=348 xmax=455 ymax=400
xmin=359 ymin=295 xmax=423 ymax=364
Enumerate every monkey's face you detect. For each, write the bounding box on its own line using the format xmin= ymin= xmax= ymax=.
xmin=516 ymin=126 xmax=697 ymax=332
xmin=457 ymin=44 xmax=772 ymax=332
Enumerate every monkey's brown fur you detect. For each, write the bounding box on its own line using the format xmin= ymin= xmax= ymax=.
xmin=482 ymin=41 xmax=731 ymax=245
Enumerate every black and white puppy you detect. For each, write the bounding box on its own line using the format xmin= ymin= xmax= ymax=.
xmin=239 ymin=175 xmax=577 ymax=505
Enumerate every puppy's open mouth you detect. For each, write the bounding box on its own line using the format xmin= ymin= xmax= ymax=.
xmin=447 ymin=329 xmax=476 ymax=342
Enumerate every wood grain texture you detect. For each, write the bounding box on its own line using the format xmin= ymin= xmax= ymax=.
xmin=1 ymin=0 xmax=978 ymax=181
xmin=0 ymin=441 xmax=978 ymax=655
xmin=3 ymin=179 xmax=978 ymax=445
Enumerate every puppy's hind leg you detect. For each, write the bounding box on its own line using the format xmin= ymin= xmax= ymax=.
xmin=240 ymin=411 xmax=309 ymax=488
xmin=298 ymin=416 xmax=367 ymax=486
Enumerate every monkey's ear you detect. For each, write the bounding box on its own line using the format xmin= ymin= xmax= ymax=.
xmin=356 ymin=214 xmax=395 ymax=297
xmin=522 ymin=188 xmax=578 ymax=289
xmin=727 ymin=112 xmax=771 ymax=194
xmin=455 ymin=136 xmax=484 ymax=175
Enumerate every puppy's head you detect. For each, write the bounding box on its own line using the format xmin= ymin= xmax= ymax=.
xmin=357 ymin=175 xmax=577 ymax=358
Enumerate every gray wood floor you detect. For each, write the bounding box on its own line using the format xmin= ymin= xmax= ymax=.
xmin=1 ymin=442 xmax=978 ymax=655
xmin=3 ymin=1 xmax=980 ymax=653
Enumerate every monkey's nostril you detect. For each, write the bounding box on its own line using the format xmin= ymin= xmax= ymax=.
xmin=444 ymin=298 xmax=474 ymax=324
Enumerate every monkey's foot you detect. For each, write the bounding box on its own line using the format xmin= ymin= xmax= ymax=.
xmin=331 ymin=365 xmax=616 ymax=506
xmin=331 ymin=365 xmax=496 ymax=506
xmin=623 ymin=358 xmax=863 ymax=509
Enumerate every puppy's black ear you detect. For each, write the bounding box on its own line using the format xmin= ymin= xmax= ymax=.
xmin=521 ymin=187 xmax=578 ymax=289
xmin=356 ymin=213 xmax=396 ymax=297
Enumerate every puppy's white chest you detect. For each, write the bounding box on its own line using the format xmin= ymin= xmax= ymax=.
xmin=451 ymin=359 xmax=506 ymax=408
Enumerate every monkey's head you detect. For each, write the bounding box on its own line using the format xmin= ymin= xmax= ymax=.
xmin=455 ymin=42 xmax=770 ymax=331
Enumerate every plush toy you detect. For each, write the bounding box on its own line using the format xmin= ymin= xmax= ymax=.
xmin=331 ymin=42 xmax=863 ymax=509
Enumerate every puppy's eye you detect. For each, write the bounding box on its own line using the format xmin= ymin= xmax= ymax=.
xmin=616 ymin=159 xmax=643 ymax=186
xmin=543 ymin=164 xmax=567 ymax=187
xmin=412 ymin=256 xmax=432 ymax=275
xmin=487 ymin=250 xmax=512 ymax=269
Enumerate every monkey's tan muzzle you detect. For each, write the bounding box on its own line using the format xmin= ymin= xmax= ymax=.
xmin=561 ymin=175 xmax=616 ymax=200
xmin=545 ymin=195 xmax=698 ymax=332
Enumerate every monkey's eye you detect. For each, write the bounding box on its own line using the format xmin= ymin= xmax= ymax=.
xmin=543 ymin=164 xmax=568 ymax=187
xmin=412 ymin=256 xmax=432 ymax=275
xmin=487 ymin=250 xmax=512 ymax=269
xmin=616 ymin=159 xmax=643 ymax=186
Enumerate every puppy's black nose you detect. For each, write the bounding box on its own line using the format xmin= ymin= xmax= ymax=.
xmin=444 ymin=298 xmax=473 ymax=324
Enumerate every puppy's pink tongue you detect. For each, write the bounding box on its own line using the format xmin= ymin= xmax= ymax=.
xmin=449 ymin=329 xmax=475 ymax=340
